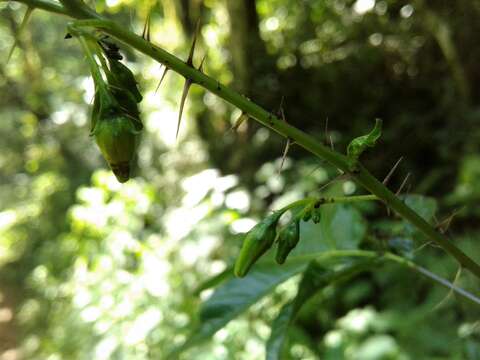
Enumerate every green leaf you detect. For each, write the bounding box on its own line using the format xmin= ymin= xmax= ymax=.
xmin=174 ymin=204 xmax=367 ymax=356
xmin=266 ymin=302 xmax=294 ymax=359
xmin=347 ymin=119 xmax=382 ymax=167
xmin=266 ymin=260 xmax=377 ymax=359
xmin=173 ymin=261 xmax=307 ymax=355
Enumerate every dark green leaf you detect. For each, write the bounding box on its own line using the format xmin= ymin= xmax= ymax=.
xmin=266 ymin=260 xmax=377 ymax=359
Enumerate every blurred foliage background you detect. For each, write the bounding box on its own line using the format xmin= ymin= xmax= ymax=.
xmin=1 ymin=0 xmax=480 ymax=359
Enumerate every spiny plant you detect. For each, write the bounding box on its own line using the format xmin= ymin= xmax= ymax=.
xmin=4 ymin=0 xmax=480 ymax=357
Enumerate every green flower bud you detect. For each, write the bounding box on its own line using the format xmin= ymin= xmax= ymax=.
xmin=93 ymin=115 xmax=140 ymax=183
xmin=234 ymin=213 xmax=281 ymax=278
xmin=275 ymin=219 xmax=300 ymax=264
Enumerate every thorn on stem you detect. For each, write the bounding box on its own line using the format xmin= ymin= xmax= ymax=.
xmin=228 ymin=112 xmax=248 ymax=133
xmin=396 ymin=172 xmax=411 ymax=196
xmin=187 ymin=19 xmax=201 ymax=67
xmin=176 ymin=79 xmax=193 ymax=139
xmin=329 ymin=134 xmax=335 ymax=151
xmin=277 ymin=99 xmax=290 ymax=174
xmin=278 ymin=138 xmax=291 ymax=174
xmin=155 ymin=65 xmax=169 ymax=93
xmin=432 ymin=266 xmax=462 ymax=311
xmin=435 ymin=208 xmax=463 ymax=234
xmin=142 ymin=10 xmax=152 ymax=41
xmin=198 ymin=54 xmax=207 ymax=72
xmin=383 ymin=157 xmax=404 ymax=185
xmin=317 ymin=174 xmax=350 ymax=193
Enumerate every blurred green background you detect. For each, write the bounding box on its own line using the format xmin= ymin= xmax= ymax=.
xmin=1 ymin=0 xmax=480 ymax=359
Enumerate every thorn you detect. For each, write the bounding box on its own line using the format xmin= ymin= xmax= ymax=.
xmin=383 ymin=157 xmax=403 ymax=185
xmin=142 ymin=10 xmax=152 ymax=41
xmin=384 ymin=157 xmax=404 ymax=216
xmin=329 ymin=134 xmax=334 ymax=151
xmin=324 ymin=117 xmax=334 ymax=150
xmin=176 ymin=79 xmax=193 ymax=139
xmin=228 ymin=112 xmax=248 ymax=133
xmin=186 ymin=19 xmax=201 ymax=66
xmin=396 ymin=172 xmax=411 ymax=196
xmin=432 ymin=266 xmax=462 ymax=311
xmin=277 ymin=97 xmax=291 ymax=174
xmin=198 ymin=53 xmax=207 ymax=72
xmin=6 ymin=7 xmax=34 ymax=65
xmin=318 ymin=173 xmax=350 ymax=193
xmin=155 ymin=65 xmax=169 ymax=94
xmin=436 ymin=208 xmax=463 ymax=234
xmin=276 ymin=96 xmax=285 ymax=117
xmin=413 ymin=241 xmax=438 ymax=253
xmin=278 ymin=138 xmax=291 ymax=174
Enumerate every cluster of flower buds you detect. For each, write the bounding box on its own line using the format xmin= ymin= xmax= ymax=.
xmin=89 ymin=38 xmax=143 ymax=183
xmin=234 ymin=200 xmax=324 ymax=277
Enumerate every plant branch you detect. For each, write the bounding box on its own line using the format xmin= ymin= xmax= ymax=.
xmin=279 ymin=250 xmax=480 ymax=306
xmin=8 ymin=0 xmax=480 ymax=279
xmin=279 ymin=195 xmax=379 ymax=213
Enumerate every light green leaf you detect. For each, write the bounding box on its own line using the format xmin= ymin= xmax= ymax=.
xmin=347 ymin=119 xmax=383 ymax=168
xmin=173 ymin=261 xmax=307 ymax=355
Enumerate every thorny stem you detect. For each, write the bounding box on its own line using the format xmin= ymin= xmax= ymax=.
xmin=7 ymin=0 xmax=480 ymax=280
xmin=278 ymin=195 xmax=379 ymax=214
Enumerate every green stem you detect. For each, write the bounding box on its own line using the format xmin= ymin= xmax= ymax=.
xmin=279 ymin=194 xmax=379 ymax=213
xmin=384 ymin=253 xmax=480 ymax=305
xmin=8 ymin=0 xmax=480 ymax=279
xmin=280 ymin=250 xmax=480 ymax=305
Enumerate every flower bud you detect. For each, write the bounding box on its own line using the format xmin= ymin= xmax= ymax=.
xmin=234 ymin=213 xmax=280 ymax=277
xmin=275 ymin=219 xmax=300 ymax=264
xmin=93 ymin=115 xmax=140 ymax=183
